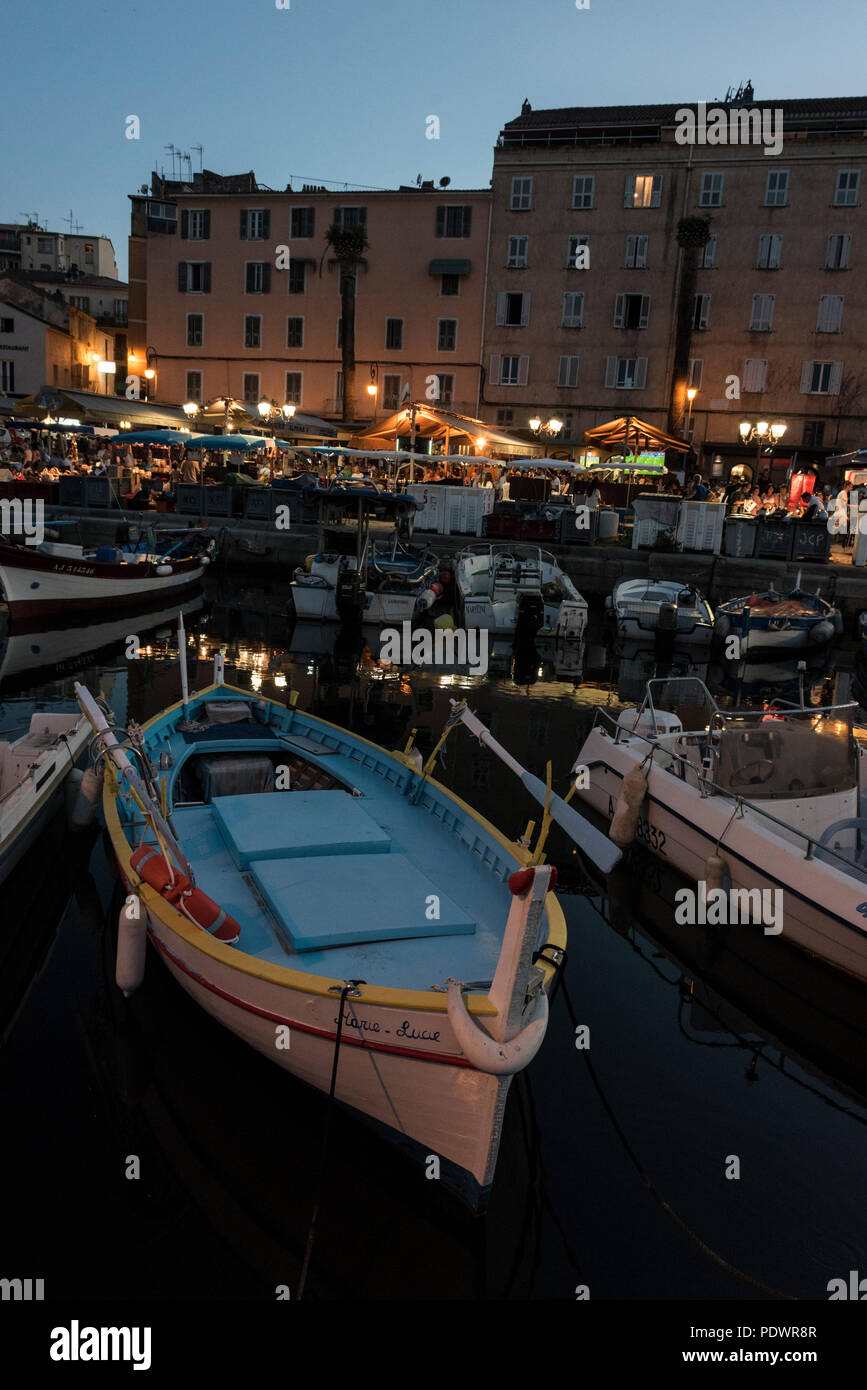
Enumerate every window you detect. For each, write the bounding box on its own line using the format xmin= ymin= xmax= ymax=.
xmin=613 ymin=293 xmax=650 ymax=329
xmin=334 ymin=206 xmax=367 ymax=231
xmin=37 ymin=236 xmax=53 ymax=253
xmin=84 ymin=243 xmax=94 ymax=262
xmin=834 ymin=170 xmax=860 ymax=206
xmin=435 ymin=372 xmax=454 ymax=405
xmin=185 ymin=370 xmax=202 ymax=402
xmin=489 ymin=355 xmax=528 ymax=386
xmin=765 ymin=170 xmax=789 ymax=206
xmin=688 ymin=358 xmax=702 ymax=388
xmin=496 ymin=408 xmax=514 ymax=426
xmin=147 ymin=200 xmax=178 ymax=228
xmin=242 ymin=373 xmax=260 ymax=404
xmin=572 ymin=175 xmax=595 ymax=209
xmin=244 ymin=315 xmax=262 ymax=348
xmin=817 ymin=295 xmax=844 ymax=332
xmin=186 ymin=312 xmax=203 ymax=347
xmin=435 ymin=205 xmax=472 ymax=237
xmin=440 ymin=273 xmax=460 ymax=295
xmin=756 ymin=233 xmax=783 ymax=269
xmin=385 ymin=318 xmax=404 ymax=350
xmin=178 ymin=262 xmax=211 ymax=293
xmin=335 ymin=369 xmax=344 ymax=403
xmin=742 ymin=358 xmax=767 ymax=393
xmin=437 ymin=318 xmax=457 ymax=351
xmin=826 ymin=233 xmax=852 ymax=269
xmin=113 ymin=298 xmax=127 ymax=324
xmin=245 ymin=262 xmax=270 ymax=294
xmin=749 ymin=294 xmax=775 ymax=331
xmin=181 ymin=210 xmax=210 ymax=240
xmin=625 ymin=234 xmax=648 ymax=268
xmin=558 ymin=355 xmax=580 ymax=388
xmin=0 ymin=360 xmax=14 ymax=393
xmin=69 ymin=295 xmax=90 ymax=311
xmin=625 ymin=174 xmax=662 ymax=208
xmin=605 ymin=357 xmax=648 ymax=389
xmin=507 ymin=235 xmax=528 ymax=268
xmin=568 ymin=234 xmax=590 ymax=267
xmin=495 ymin=291 xmax=531 ymax=326
xmin=803 ymin=420 xmax=825 ymax=447
xmin=383 ymin=374 xmax=401 ymax=409
xmin=562 ymin=292 xmax=584 ymax=328
xmin=692 ymin=293 xmax=711 ymax=330
xmin=240 ymin=209 xmax=269 ymax=239
xmin=0 ymin=317 xmax=12 ymax=333
xmin=290 ymin=207 xmax=315 ymax=238
xmin=284 ymin=372 xmax=302 ymax=406
xmin=510 ymin=178 xmax=533 ymax=211
xmin=800 ymin=360 xmax=843 ymax=395
xmin=288 ymin=261 xmax=306 ymax=294
xmin=698 ymin=234 xmax=718 ymax=268
xmin=699 ymin=172 xmax=724 ymax=207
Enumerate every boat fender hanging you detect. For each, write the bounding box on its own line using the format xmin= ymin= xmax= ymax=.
xmin=116 ymin=896 xmax=147 ymax=997
xmin=609 ymin=763 xmax=648 ymax=847
xmin=808 ymin=619 xmax=834 ymax=645
xmin=155 ymin=564 xmax=173 ymax=576
xmin=70 ymin=764 xmax=103 ymax=828
xmin=714 ymin=613 xmax=731 ymax=638
xmin=445 ymin=979 xmax=549 ymax=1076
xmin=832 ymin=611 xmax=844 ymax=635
xmin=416 ymin=588 xmax=436 ymax=610
xmin=65 ymin=768 xmax=84 ymax=823
xmin=705 ymin=853 xmax=729 ymax=892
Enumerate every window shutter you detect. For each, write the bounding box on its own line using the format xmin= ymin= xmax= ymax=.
xmin=495 ymin=293 xmax=507 ymax=327
xmin=262 ymin=210 xmax=270 ymax=239
xmin=817 ymin=296 xmax=829 ymax=331
xmin=637 ymin=236 xmax=648 ymax=268
xmin=517 ymin=355 xmax=530 ymax=387
xmin=520 ymin=292 xmax=531 ymax=326
xmin=639 ymin=295 xmax=651 ymax=329
xmin=202 ymin=210 xmax=210 ymax=239
xmin=743 ymin=359 xmax=766 ymax=393
xmin=181 ymin=210 xmax=189 ymax=239
xmin=558 ymin=356 xmax=568 ymax=387
xmin=799 ymin=361 xmax=813 ymax=393
xmin=651 ymin=176 xmax=663 ymax=207
xmin=488 ymin=354 xmax=501 ymax=386
xmin=605 ymin=356 xmax=618 ymax=388
xmin=829 ymin=361 xmax=844 ymax=395
xmin=463 ymin=207 xmax=472 ymax=236
xmin=262 ymin=263 xmax=271 ymax=294
xmin=623 ymin=178 xmax=633 ymax=209
xmin=240 ymin=209 xmax=248 ymax=239
xmin=202 ymin=263 xmax=211 ymax=293
xmin=635 ymin=358 xmax=648 ymax=389
xmin=613 ymin=294 xmax=625 ymax=328
xmin=333 ymin=207 xmax=341 ymax=227
xmin=435 ymin=206 xmax=445 ymax=237
xmin=178 ymin=262 xmax=187 ymax=292
xmin=625 ymin=235 xmax=636 ymax=265
xmin=769 ymin=234 xmax=782 ymax=268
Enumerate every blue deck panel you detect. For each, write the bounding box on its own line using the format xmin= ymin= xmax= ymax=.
xmin=211 ymin=790 xmax=391 ymax=868
xmin=249 ymin=853 xmax=476 ymax=952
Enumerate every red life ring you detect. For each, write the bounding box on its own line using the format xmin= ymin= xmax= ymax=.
xmin=130 ymin=844 xmax=241 ymax=943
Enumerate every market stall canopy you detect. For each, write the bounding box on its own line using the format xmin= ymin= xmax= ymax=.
xmin=9 ymin=387 xmax=194 ymax=429
xmin=277 ymin=411 xmax=338 ymax=439
xmin=186 ymin=433 xmax=274 ymax=452
xmin=583 ymin=416 xmax=690 ymax=454
xmin=118 ymin=429 xmax=195 ymax=446
xmin=352 ymin=404 xmax=542 ymax=457
xmin=509 ymin=457 xmax=589 ymax=472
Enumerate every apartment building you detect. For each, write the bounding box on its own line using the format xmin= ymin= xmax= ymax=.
xmin=128 ymin=171 xmax=491 ymax=421
xmin=483 ymin=96 xmax=867 ymax=476
xmin=0 ymin=278 xmax=116 ymax=398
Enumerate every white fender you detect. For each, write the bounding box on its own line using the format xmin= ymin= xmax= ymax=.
xmin=446 ymin=979 xmax=549 ymax=1075
xmin=116 ymin=895 xmax=147 ymax=997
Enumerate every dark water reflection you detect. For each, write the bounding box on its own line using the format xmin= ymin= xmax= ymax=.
xmin=0 ymin=575 xmax=865 ymax=1301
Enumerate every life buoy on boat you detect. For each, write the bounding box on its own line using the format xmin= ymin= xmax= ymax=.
xmin=446 ymin=979 xmax=549 ymax=1075
xmin=130 ymin=844 xmax=241 ymax=943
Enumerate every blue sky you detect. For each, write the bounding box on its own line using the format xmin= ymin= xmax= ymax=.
xmin=3 ymin=0 xmax=864 ymax=279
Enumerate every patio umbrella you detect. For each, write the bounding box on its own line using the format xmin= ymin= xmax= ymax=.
xmin=117 ymin=429 xmax=192 ymax=446
xmin=186 ymin=434 xmax=273 ymax=452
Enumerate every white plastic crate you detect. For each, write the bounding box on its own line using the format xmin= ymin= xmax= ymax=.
xmin=676 ymin=501 xmax=725 ymax=554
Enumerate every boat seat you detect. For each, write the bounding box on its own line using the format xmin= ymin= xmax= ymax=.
xmin=469 ymin=569 xmax=490 ymax=594
xmin=211 ymin=790 xmax=391 ymax=869
xmin=249 ymin=852 xmax=476 ymax=951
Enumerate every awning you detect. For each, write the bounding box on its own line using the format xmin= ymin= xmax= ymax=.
xmin=277 ymin=412 xmax=338 ymax=439
xmin=428 ymin=260 xmax=472 ymax=275
xmin=187 ymin=433 xmax=274 ymax=453
xmin=583 ymin=415 xmax=690 ymax=454
xmin=352 ymin=404 xmax=541 ymax=457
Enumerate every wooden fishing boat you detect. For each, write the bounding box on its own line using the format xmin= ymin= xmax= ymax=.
xmin=455 ymin=543 xmax=588 ymax=639
xmin=0 ymin=538 xmax=208 ymax=625
xmin=76 ymin=662 xmax=619 ymax=1209
xmin=713 ymin=583 xmax=842 ymax=653
xmin=0 ymin=708 xmax=90 ymax=884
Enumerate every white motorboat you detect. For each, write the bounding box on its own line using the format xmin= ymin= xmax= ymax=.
xmin=0 ymin=710 xmax=90 ymax=883
xmin=573 ymin=676 xmax=867 ymax=983
xmin=607 ymin=578 xmax=714 ymax=646
xmin=455 ymin=543 xmax=588 ymax=639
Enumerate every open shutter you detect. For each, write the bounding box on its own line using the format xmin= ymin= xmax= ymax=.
xmin=651 ymin=176 xmax=663 ymax=207
xmin=202 ymin=263 xmax=211 ymax=293
xmin=625 ymin=235 xmax=636 ymax=266
xmin=333 ymin=207 xmax=341 ymax=228
xmin=202 ymin=210 xmax=210 ymax=239
xmin=634 ymin=358 xmax=648 ymax=389
xmin=463 ymin=206 xmax=472 ymax=236
xmin=488 ymin=354 xmax=501 ymax=386
xmin=637 ymin=235 xmax=648 ymax=268
xmin=768 ymin=234 xmax=782 ymax=268
xmin=829 ymin=361 xmax=844 ymax=395
xmin=605 ymin=356 xmax=618 ymax=388
xmin=435 ymin=206 xmax=445 ymax=237
xmin=517 ymin=355 xmax=530 ymax=387
xmin=178 ymin=262 xmax=188 ymax=292
xmin=817 ymin=296 xmax=830 ymax=331
xmin=799 ymin=361 xmax=813 ymax=393
xmin=495 ymin=293 xmax=508 ymax=327
xmin=520 ymin=292 xmax=531 ymax=326
xmin=613 ymin=294 xmax=625 ymax=328
xmin=262 ymin=263 xmax=271 ymax=294
xmin=181 ymin=210 xmax=189 ymax=239
xmin=623 ymin=177 xmax=634 ymax=209
xmin=240 ymin=209 xmax=248 ymax=239
xmin=262 ymin=210 xmax=271 ymax=239
xmin=639 ymin=295 xmax=651 ymax=329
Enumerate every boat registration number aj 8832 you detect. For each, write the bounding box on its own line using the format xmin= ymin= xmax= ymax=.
xmin=607 ymin=796 xmax=667 ymax=855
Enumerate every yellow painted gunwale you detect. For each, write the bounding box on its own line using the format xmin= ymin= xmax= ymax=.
xmin=99 ymin=682 xmax=567 ymax=1015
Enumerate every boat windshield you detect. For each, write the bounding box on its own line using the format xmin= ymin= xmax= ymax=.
xmin=642 ymin=677 xmax=719 ymax=733
xmin=713 ymin=709 xmax=858 ymax=799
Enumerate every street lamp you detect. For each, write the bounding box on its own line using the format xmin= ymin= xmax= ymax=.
xmin=686 ymin=386 xmax=697 ymax=437
xmin=739 ymin=420 xmax=787 ymax=477
xmin=182 ymin=401 xmax=199 ymax=417
xmin=282 ymin=403 xmax=296 ymax=419
xmin=529 ymin=416 xmax=564 ymax=441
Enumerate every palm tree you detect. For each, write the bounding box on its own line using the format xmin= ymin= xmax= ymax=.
xmin=322 ymin=221 xmax=369 ymax=421
xmin=668 ymin=216 xmax=711 ymax=440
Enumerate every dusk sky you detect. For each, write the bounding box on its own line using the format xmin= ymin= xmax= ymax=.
xmin=4 ymin=0 xmax=865 ymax=279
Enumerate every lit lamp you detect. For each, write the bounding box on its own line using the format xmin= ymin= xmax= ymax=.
xmin=366 ymin=384 xmax=377 ymax=398
xmin=258 ymin=399 xmax=272 ymax=418
xmin=182 ymin=401 xmax=199 ymax=416
xmin=143 ymin=368 xmax=155 ymax=380
xmin=739 ymin=420 xmax=787 ymax=473
xmin=686 ymin=386 xmax=697 ymax=438
xmin=282 ymin=403 xmax=296 ymax=419
xmin=529 ymin=416 xmax=564 ymax=441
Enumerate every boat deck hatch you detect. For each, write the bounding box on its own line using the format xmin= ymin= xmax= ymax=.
xmin=249 ymin=853 xmax=476 ymax=951
xmin=212 ymin=790 xmax=392 ymax=868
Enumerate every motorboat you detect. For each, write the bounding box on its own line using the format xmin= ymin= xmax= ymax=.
xmin=455 ymin=543 xmax=588 ymax=639
xmin=76 ymin=669 xmax=619 ymax=1208
xmin=607 ymin=578 xmax=714 ymax=647
xmin=0 ymin=708 xmax=90 ymax=884
xmin=572 ymin=676 xmax=867 ymax=983
xmin=713 ymin=583 xmax=842 ymax=653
